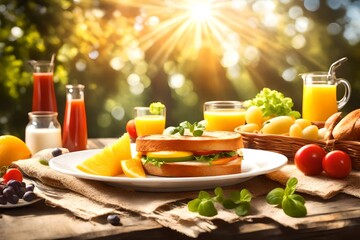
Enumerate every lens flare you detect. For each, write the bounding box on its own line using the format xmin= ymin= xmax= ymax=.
xmin=188 ymin=1 xmax=213 ymax=22
xmin=115 ymin=0 xmax=291 ymax=67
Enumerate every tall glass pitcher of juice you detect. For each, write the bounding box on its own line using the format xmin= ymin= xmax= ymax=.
xmin=134 ymin=106 xmax=166 ymax=137
xmin=204 ymin=101 xmax=246 ymax=131
xmin=62 ymin=84 xmax=88 ymax=151
xmin=301 ymin=72 xmax=351 ymax=123
xmin=31 ymin=60 xmax=57 ymax=112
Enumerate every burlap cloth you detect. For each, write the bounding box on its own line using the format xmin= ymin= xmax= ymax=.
xmin=14 ymin=148 xmax=360 ymax=238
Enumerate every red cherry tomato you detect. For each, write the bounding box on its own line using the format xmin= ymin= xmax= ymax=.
xmin=126 ymin=119 xmax=138 ymax=139
xmin=294 ymin=144 xmax=326 ymax=176
xmin=322 ymin=150 xmax=352 ymax=179
xmin=2 ymin=168 xmax=23 ymax=183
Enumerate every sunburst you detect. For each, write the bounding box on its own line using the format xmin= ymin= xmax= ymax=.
xmin=116 ymin=0 xmax=284 ymax=65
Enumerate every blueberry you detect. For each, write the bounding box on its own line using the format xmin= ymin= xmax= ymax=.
xmin=17 ymin=186 xmax=26 ymax=198
xmin=23 ymin=191 xmax=37 ymax=202
xmin=7 ymin=194 xmax=19 ymax=204
xmin=7 ymin=180 xmax=22 ymax=190
xmin=26 ymin=183 xmax=35 ymax=192
xmin=3 ymin=186 xmax=15 ymax=199
xmin=51 ymin=148 xmax=63 ymax=157
xmin=107 ymin=214 xmax=121 ymax=226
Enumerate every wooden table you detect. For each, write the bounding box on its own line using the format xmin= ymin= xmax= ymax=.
xmin=1 ymin=139 xmax=360 ymax=239
xmin=1 ymin=196 xmax=360 ymax=240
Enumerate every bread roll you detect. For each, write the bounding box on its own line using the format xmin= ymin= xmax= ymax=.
xmin=332 ymin=109 xmax=360 ymax=140
xmin=324 ymin=112 xmax=342 ymax=140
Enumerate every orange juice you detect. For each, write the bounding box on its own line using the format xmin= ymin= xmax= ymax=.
xmin=135 ymin=115 xmax=166 ymax=136
xmin=302 ymin=84 xmax=337 ymax=122
xmin=204 ymin=110 xmax=246 ymax=131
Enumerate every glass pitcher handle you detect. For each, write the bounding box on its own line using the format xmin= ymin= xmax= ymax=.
xmin=337 ymin=78 xmax=351 ymax=110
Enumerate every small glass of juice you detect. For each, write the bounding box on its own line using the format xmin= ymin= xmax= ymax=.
xmin=204 ymin=101 xmax=246 ymax=131
xmin=134 ymin=106 xmax=166 ymax=137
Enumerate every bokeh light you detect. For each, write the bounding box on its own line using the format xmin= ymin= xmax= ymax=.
xmin=1 ymin=0 xmax=360 ymax=137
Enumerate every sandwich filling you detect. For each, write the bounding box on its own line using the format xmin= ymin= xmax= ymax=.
xmin=141 ymin=150 xmax=243 ymax=167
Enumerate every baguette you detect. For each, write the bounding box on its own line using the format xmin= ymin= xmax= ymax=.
xmin=324 ymin=112 xmax=342 ymax=140
xmin=332 ymin=109 xmax=360 ymax=140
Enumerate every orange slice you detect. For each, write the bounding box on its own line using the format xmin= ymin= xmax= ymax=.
xmin=121 ymin=158 xmax=146 ymax=178
xmin=76 ymin=133 xmax=132 ymax=176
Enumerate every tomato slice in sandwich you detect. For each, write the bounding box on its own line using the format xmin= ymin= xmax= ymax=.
xmin=146 ymin=151 xmax=194 ymax=162
xmin=211 ymin=155 xmax=238 ymax=165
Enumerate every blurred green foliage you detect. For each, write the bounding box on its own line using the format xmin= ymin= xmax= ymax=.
xmin=1 ymin=0 xmax=360 ymax=139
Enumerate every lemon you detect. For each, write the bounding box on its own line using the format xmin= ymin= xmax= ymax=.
xmin=76 ymin=133 xmax=132 ymax=176
xmin=0 ymin=135 xmax=32 ymax=168
xmin=121 ymin=158 xmax=146 ymax=178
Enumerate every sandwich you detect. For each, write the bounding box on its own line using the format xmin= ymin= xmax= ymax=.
xmin=135 ymin=131 xmax=243 ymax=177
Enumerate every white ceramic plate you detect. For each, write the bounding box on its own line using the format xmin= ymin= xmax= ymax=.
xmin=49 ymin=147 xmax=288 ymax=192
xmin=0 ymin=198 xmax=41 ymax=209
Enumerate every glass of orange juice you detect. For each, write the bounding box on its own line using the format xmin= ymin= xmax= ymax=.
xmin=301 ymin=72 xmax=351 ymax=123
xmin=134 ymin=106 xmax=166 ymax=136
xmin=203 ymin=101 xmax=246 ymax=131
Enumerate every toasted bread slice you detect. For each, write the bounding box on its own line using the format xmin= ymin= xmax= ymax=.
xmin=136 ymin=131 xmax=243 ymax=152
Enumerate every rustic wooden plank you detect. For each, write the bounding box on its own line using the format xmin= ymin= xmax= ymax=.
xmin=0 ymin=200 xmax=162 ymax=240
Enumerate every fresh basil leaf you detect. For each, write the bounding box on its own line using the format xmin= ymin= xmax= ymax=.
xmin=224 ymin=189 xmax=252 ymax=211
xmin=287 ymin=177 xmax=298 ymax=188
xmin=284 ymin=177 xmax=298 ymax=196
xmin=266 ymin=187 xmax=284 ymax=205
xmin=214 ymin=187 xmax=224 ymax=203
xmin=169 ymin=121 xmax=205 ymax=136
xmin=188 ymin=187 xmax=252 ymax=217
xmin=198 ymin=190 xmax=211 ymax=200
xmin=198 ymin=199 xmax=217 ymax=217
xmin=222 ymin=199 xmax=237 ymax=209
xmin=282 ymin=196 xmax=307 ymax=218
xmin=188 ymin=198 xmax=201 ymax=212
xmin=189 ymin=123 xmax=195 ymax=132
xmin=240 ymin=189 xmax=252 ymax=203
xmin=289 ymin=193 xmax=306 ymax=205
xmin=235 ymin=202 xmax=251 ymax=216
xmin=193 ymin=129 xmax=203 ymax=137
xmin=230 ymin=190 xmax=241 ymax=203
xmin=179 ymin=121 xmax=188 ymax=128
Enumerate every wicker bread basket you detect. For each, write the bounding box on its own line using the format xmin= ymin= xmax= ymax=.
xmin=235 ymin=130 xmax=360 ymax=171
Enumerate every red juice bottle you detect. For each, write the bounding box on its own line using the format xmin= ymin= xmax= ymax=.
xmin=62 ymin=84 xmax=88 ymax=152
xmin=31 ymin=61 xmax=57 ymax=112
